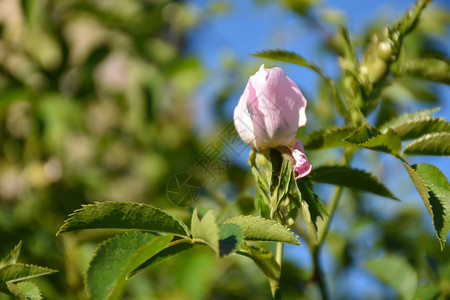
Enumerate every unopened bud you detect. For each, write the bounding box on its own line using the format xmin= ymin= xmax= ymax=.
xmin=377 ymin=40 xmax=395 ymax=61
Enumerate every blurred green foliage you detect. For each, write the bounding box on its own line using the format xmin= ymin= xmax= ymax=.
xmin=0 ymin=0 xmax=449 ymax=299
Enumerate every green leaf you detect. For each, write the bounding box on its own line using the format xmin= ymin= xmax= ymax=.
xmin=392 ymin=0 xmax=432 ymax=36
xmin=252 ymin=50 xmax=320 ymax=72
xmin=403 ymin=163 xmax=450 ymax=249
xmin=237 ymin=244 xmax=280 ymax=297
xmin=16 ymin=281 xmax=42 ymax=300
xmin=191 ymin=209 xmax=220 ymax=253
xmin=303 ymin=127 xmax=355 ymax=150
xmin=86 ymin=232 xmax=172 ymax=300
xmin=345 ymin=125 xmax=402 ymax=154
xmin=309 ymin=166 xmax=399 ymax=200
xmin=1 ymin=282 xmax=27 ymax=300
xmin=402 ymin=133 xmax=450 ymax=156
xmin=379 ymin=107 xmax=449 ymax=140
xmin=391 ymin=117 xmax=449 ymax=140
xmin=57 ymin=202 xmax=189 ymax=237
xmin=413 ymin=283 xmax=441 ymax=300
xmin=0 ymin=241 xmax=22 ymax=268
xmin=218 ymin=223 xmax=243 ymax=257
xmin=237 ymin=244 xmax=280 ymax=280
xmin=0 ymin=264 xmax=57 ymax=282
xmin=366 ymin=254 xmax=417 ymax=300
xmin=128 ymin=240 xmax=197 ymax=278
xmin=223 ymin=216 xmax=299 ymax=245
xmin=295 ymin=178 xmax=327 ymax=243
xmin=393 ymin=58 xmax=450 ymax=84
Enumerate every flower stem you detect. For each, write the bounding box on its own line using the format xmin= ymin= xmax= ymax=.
xmin=312 ymin=249 xmax=329 ymax=300
xmin=312 ymin=180 xmax=344 ymax=300
xmin=271 ymin=242 xmax=284 ymax=300
xmin=318 ymin=186 xmax=344 ymax=245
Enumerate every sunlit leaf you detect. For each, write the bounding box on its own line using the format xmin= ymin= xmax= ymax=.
xmin=345 ymin=125 xmax=402 ymax=154
xmin=0 ymin=242 xmax=22 ymax=268
xmin=404 ymin=163 xmax=450 ymax=249
xmin=87 ymin=232 xmax=172 ymax=300
xmin=218 ymin=223 xmax=243 ymax=257
xmin=402 ymin=132 xmax=450 ymax=156
xmin=303 ymin=127 xmax=355 ymax=150
xmin=392 ymin=0 xmax=432 ymax=36
xmin=237 ymin=244 xmax=280 ymax=280
xmin=191 ymin=209 xmax=220 ymax=253
xmin=16 ymin=281 xmax=42 ymax=300
xmin=309 ymin=165 xmax=399 ymax=200
xmin=223 ymin=216 xmax=299 ymax=245
xmin=0 ymin=264 xmax=57 ymax=282
xmin=366 ymin=254 xmax=417 ymax=300
xmin=380 ymin=107 xmax=449 ymax=140
xmin=129 ymin=240 xmax=197 ymax=278
xmin=57 ymin=202 xmax=189 ymax=237
xmin=1 ymin=282 xmax=26 ymax=300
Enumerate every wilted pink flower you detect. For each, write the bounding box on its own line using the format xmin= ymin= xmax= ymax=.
xmin=234 ymin=64 xmax=312 ymax=178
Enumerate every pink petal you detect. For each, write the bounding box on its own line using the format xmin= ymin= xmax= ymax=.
xmin=291 ymin=139 xmax=312 ymax=179
xmin=233 ymin=64 xmax=308 ymax=149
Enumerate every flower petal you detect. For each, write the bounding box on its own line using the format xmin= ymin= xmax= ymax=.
xmin=234 ymin=64 xmax=308 ymax=149
xmin=291 ymin=139 xmax=312 ymax=179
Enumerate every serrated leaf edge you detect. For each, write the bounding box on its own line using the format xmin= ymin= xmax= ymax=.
xmin=345 ymin=127 xmax=401 ymax=154
xmin=0 ymin=263 xmax=58 ymax=283
xmin=379 ymin=107 xmax=441 ymax=132
xmin=16 ymin=281 xmax=42 ymax=300
xmin=402 ymin=132 xmax=450 ymax=156
xmin=223 ymin=215 xmax=300 ymax=245
xmin=57 ymin=201 xmax=190 ymax=236
xmin=303 ymin=126 xmax=355 ymax=149
xmin=0 ymin=241 xmax=22 ymax=268
xmin=310 ymin=165 xmax=399 ymax=200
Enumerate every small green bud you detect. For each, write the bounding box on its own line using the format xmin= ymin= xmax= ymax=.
xmin=377 ymin=40 xmax=396 ymax=61
xmin=365 ymin=58 xmax=388 ymax=84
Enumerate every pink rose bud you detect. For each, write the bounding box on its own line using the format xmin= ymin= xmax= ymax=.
xmin=234 ymin=64 xmax=312 ymax=179
xmin=233 ymin=64 xmax=307 ymax=149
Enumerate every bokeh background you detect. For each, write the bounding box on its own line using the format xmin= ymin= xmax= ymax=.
xmin=0 ymin=0 xmax=449 ymax=299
